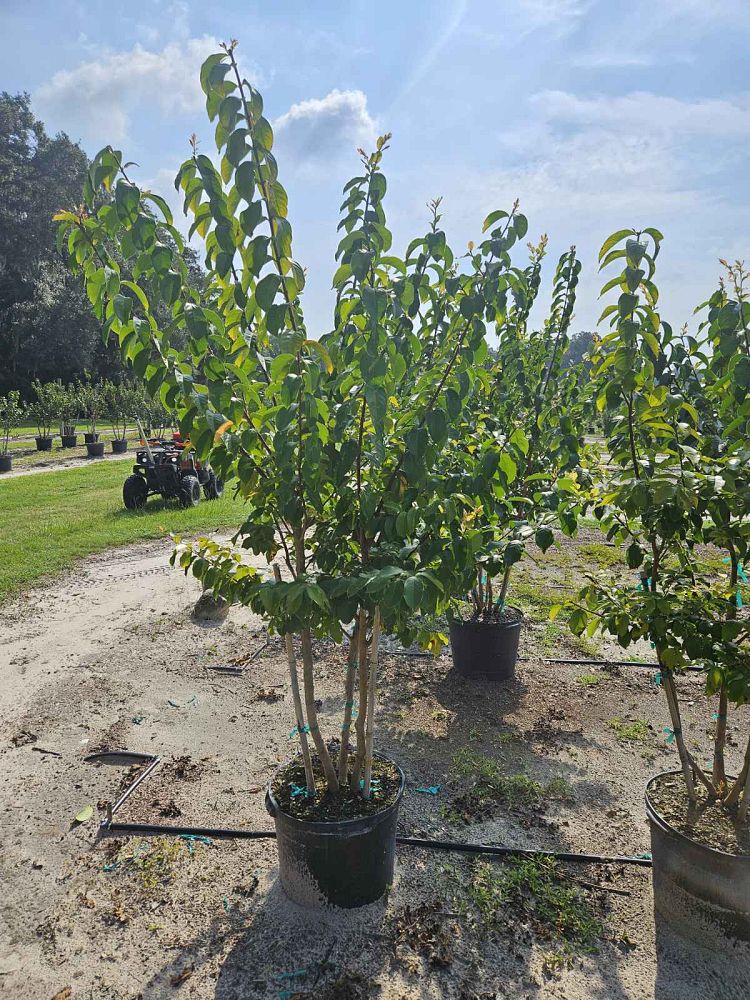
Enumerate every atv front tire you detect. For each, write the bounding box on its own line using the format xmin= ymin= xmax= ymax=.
xmin=123 ymin=474 xmax=148 ymax=510
xmin=204 ymin=472 xmax=224 ymax=500
xmin=179 ymin=475 xmax=202 ymax=508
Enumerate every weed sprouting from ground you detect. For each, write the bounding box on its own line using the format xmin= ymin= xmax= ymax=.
xmin=609 ymin=717 xmax=650 ymax=743
xmin=447 ymin=749 xmax=573 ymax=822
xmin=577 ymin=673 xmax=602 ymax=687
xmin=111 ymin=837 xmax=194 ymax=893
xmin=448 ymin=856 xmax=603 ymax=968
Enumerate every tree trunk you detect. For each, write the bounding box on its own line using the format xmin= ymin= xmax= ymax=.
xmin=725 ymin=733 xmax=750 ymax=808
xmin=362 ymin=607 xmax=382 ymax=799
xmin=351 ymin=621 xmax=370 ymax=790
xmin=712 ymin=685 xmax=728 ymax=790
xmin=273 ymin=565 xmax=315 ymax=794
xmin=661 ymin=667 xmax=696 ymax=800
xmin=338 ymin=610 xmax=363 ymax=785
xmin=300 ymin=628 xmax=339 ymax=793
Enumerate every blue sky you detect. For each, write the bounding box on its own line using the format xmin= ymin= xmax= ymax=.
xmin=3 ymin=0 xmax=749 ymax=337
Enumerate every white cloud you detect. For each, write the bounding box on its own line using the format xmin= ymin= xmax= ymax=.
xmin=35 ymin=35 xmax=223 ymax=145
xmin=273 ymin=89 xmax=377 ymax=167
xmin=518 ymin=0 xmax=591 ymax=25
xmin=531 ymin=90 xmax=750 ymax=138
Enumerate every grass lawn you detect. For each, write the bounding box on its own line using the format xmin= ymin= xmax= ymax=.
xmin=0 ymin=460 xmax=249 ymax=602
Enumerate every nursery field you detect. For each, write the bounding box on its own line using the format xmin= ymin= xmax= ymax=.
xmin=1 ymin=530 xmax=747 ymax=998
xmin=0 ymin=461 xmax=249 ymax=601
xmin=4 ymin=430 xmax=140 ymax=469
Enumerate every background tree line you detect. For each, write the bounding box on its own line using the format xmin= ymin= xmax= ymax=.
xmin=0 ymin=92 xmax=204 ymax=398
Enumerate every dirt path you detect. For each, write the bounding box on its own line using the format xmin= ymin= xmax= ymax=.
xmin=1 ymin=450 xmax=133 ymax=479
xmin=1 ymin=537 xmax=748 ymax=998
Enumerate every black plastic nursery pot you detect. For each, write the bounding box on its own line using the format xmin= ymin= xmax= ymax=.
xmin=84 ymin=432 xmax=99 ymax=444
xmin=645 ymin=770 xmax=750 ymax=950
xmin=449 ymin=607 xmax=523 ymax=681
xmin=0 ymin=454 xmax=11 ymax=473
xmin=35 ymin=436 xmax=53 ymax=451
xmin=111 ymin=438 xmax=128 ymax=454
xmin=61 ymin=434 xmax=77 ymax=448
xmin=86 ymin=441 xmax=106 ymax=458
xmin=266 ymin=754 xmax=405 ymax=909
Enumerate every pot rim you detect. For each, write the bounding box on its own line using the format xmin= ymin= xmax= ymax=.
xmin=645 ymin=768 xmax=750 ymax=864
xmin=266 ymin=748 xmax=405 ymax=833
xmin=449 ymin=606 xmax=524 ymax=628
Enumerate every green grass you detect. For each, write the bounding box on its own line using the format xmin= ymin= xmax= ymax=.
xmin=0 ymin=461 xmax=249 ymax=601
xmin=448 ymin=748 xmax=573 ymax=819
xmin=453 ymin=856 xmax=603 ymax=960
xmin=578 ymin=541 xmax=622 ymax=569
xmin=609 ymin=717 xmax=650 ymax=743
xmin=576 ymin=673 xmax=602 ymax=687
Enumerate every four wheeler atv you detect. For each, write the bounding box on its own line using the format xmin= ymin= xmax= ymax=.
xmin=122 ymin=428 xmax=223 ymax=511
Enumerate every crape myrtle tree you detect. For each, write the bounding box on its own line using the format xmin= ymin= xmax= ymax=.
xmin=56 ymin=42 xmax=528 ymax=802
xmin=446 ymin=235 xmax=585 ymax=617
xmin=560 ymin=229 xmax=750 ymax=819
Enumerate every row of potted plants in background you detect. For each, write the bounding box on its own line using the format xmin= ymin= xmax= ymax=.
xmin=54 ymin=44 xmax=749 ymax=949
xmin=0 ymin=379 xmax=172 ymax=471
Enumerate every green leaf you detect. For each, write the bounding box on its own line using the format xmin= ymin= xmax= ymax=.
xmin=366 ymin=385 xmax=387 ymax=437
xmin=599 ymin=229 xmax=634 ymax=262
xmin=115 ymin=181 xmax=140 ymax=226
xmin=404 ymin=576 xmax=423 ymax=609
xmin=626 ymin=542 xmax=644 ymax=569
xmin=227 ymin=128 xmax=249 ymax=166
xmin=498 ymin=452 xmax=517 ymax=484
xmin=75 ymin=805 xmax=94 ymax=824
xmin=305 ymin=339 xmax=334 ymax=374
xmin=113 ymin=293 xmax=132 ymax=323
xmin=482 ymin=209 xmax=508 ymax=233
xmin=254 ymin=117 xmax=274 ymax=151
xmin=235 ymin=161 xmax=255 ymax=201
xmin=256 ymin=273 xmax=280 ymax=311
xmin=240 ymin=201 xmax=263 ymax=236
xmin=535 ymin=526 xmax=554 ymax=552
xmin=426 ymin=408 xmax=448 ymax=444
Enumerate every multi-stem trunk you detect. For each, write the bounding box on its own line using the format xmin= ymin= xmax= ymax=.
xmin=338 ymin=610 xmax=363 ymax=784
xmin=299 ymin=629 xmax=339 ymax=793
xmin=712 ymin=685 xmax=728 ymax=790
xmin=273 ymin=564 xmax=315 ymax=794
xmin=737 ymin=750 xmax=750 ymax=824
xmin=660 ymin=665 xmax=696 ymax=800
xmin=351 ymin=622 xmax=371 ymax=790
xmin=496 ymin=565 xmax=513 ymax=610
xmin=714 ymin=551 xmax=738 ymax=789
xmin=362 ymin=607 xmax=382 ymax=798
xmin=724 ymin=732 xmax=750 ymax=809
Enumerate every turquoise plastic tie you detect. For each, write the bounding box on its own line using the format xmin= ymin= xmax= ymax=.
xmin=416 ymin=785 xmax=442 ymax=795
xmin=289 ymin=783 xmax=313 ymax=799
xmin=288 ymin=724 xmax=311 ymax=739
xmin=651 ymin=671 xmax=662 ymax=687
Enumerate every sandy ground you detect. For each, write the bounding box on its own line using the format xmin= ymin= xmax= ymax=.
xmin=1 ymin=535 xmax=749 ymax=999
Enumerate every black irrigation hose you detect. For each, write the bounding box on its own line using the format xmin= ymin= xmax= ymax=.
xmin=99 ymin=820 xmax=652 ymax=867
xmin=519 ymin=656 xmax=703 ymax=672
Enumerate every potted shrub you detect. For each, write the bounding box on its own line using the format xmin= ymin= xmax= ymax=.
xmin=56 ymin=382 xmax=80 ymax=447
xmin=105 ymin=381 xmax=133 ymax=453
xmin=562 ymin=229 xmax=750 ymax=947
xmin=28 ymin=379 xmax=56 ymax=450
xmin=447 ymin=240 xmax=586 ymax=680
xmin=0 ymin=390 xmax=22 ymax=473
xmin=57 ymin=43 xmax=525 ymax=907
xmin=79 ymin=377 xmax=105 ymax=455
